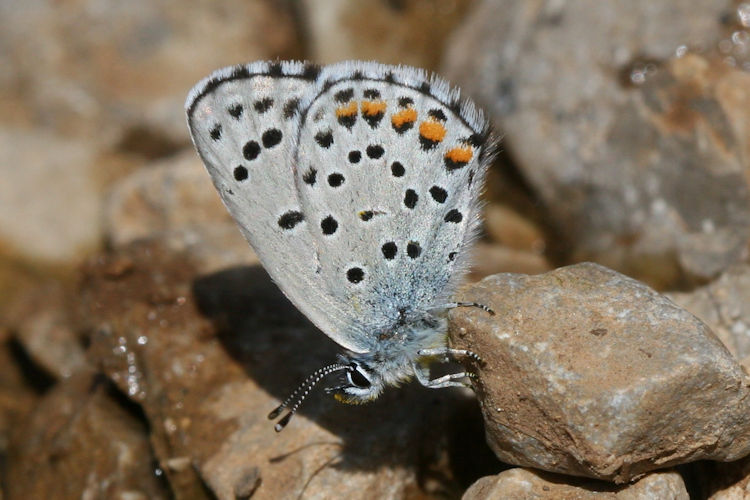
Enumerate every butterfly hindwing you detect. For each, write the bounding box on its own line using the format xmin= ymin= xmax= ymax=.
xmin=293 ymin=62 xmax=492 ymax=347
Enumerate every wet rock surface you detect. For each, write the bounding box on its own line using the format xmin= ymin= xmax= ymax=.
xmin=450 ymin=263 xmax=750 ymax=483
xmin=443 ymin=0 xmax=750 ymax=288
xmin=6 ymin=371 xmax=170 ymax=500
xmin=75 ymin=241 xmax=499 ymax=499
xmin=463 ymin=468 xmax=689 ymax=500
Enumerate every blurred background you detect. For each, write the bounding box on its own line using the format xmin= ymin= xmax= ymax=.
xmin=2 ymin=0 xmax=750 ymax=498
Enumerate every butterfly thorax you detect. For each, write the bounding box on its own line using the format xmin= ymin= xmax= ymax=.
xmin=335 ymin=311 xmax=448 ymax=403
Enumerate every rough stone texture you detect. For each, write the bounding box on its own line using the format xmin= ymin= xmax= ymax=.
xmin=302 ymin=0 xmax=474 ymax=70
xmin=6 ymin=371 xmax=170 ymax=500
xmin=691 ymin=457 xmax=750 ymax=499
xmin=463 ymin=468 xmax=689 ymax=500
xmin=484 ymin=203 xmax=547 ymax=254
xmin=669 ymin=264 xmax=750 ymax=361
xmin=450 ymin=263 xmax=750 ymax=482
xmin=5 ymin=282 xmax=88 ymax=379
xmin=0 ymin=0 xmax=301 ymax=148
xmin=0 ymin=339 xmax=38 ymax=485
xmin=104 ymin=151 xmax=259 ymax=272
xmin=443 ymin=0 xmax=750 ymax=288
xmin=468 ymin=242 xmax=551 ymax=283
xmin=0 ymin=128 xmax=101 ymax=262
xmin=77 ymin=241 xmax=499 ymax=499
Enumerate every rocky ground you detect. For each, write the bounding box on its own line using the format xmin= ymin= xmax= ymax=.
xmin=3 ymin=1 xmax=750 ymax=499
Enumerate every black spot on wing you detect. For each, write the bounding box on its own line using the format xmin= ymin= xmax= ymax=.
xmin=254 ymin=97 xmax=274 ymax=113
xmin=283 ymin=98 xmax=300 ymax=119
xmin=335 ymin=88 xmax=354 ymax=103
xmin=210 ymin=124 xmax=222 ymax=141
xmin=233 ymin=166 xmax=248 ymax=181
xmin=404 ymin=189 xmax=418 ymax=209
xmin=444 ymin=209 xmax=463 ymax=223
xmin=243 ymin=141 xmax=260 ymax=160
xmin=315 ymin=130 xmax=334 ymax=148
xmin=366 ymin=145 xmax=384 ymax=159
xmin=303 ymin=168 xmax=317 ymax=185
xmin=278 ymin=211 xmax=304 ymax=230
xmin=228 ymin=104 xmax=243 ymax=119
xmin=407 ymin=241 xmax=421 ymax=258
xmin=382 ymin=242 xmax=397 ymax=259
xmin=262 ymin=128 xmax=282 ymax=148
xmin=347 ymin=267 xmax=365 ymax=283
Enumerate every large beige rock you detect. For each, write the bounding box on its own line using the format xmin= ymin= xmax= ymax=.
xmin=450 ymin=263 xmax=750 ymax=482
xmin=463 ymin=468 xmax=689 ymax=500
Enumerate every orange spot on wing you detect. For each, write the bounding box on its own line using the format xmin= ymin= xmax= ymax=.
xmin=336 ymin=101 xmax=358 ymax=117
xmin=391 ymin=108 xmax=417 ymax=127
xmin=419 ymin=120 xmax=447 ymax=142
xmin=360 ymin=100 xmax=386 ymax=116
xmin=445 ymin=146 xmax=473 ymax=164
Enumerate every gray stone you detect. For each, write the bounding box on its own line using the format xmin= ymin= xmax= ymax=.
xmin=443 ymin=0 xmax=750 ymax=288
xmin=0 ymin=128 xmax=101 ymax=262
xmin=104 ymin=151 xmax=259 ymax=272
xmin=0 ymin=0 xmax=301 ymax=149
xmin=463 ymin=468 xmax=689 ymax=500
xmin=670 ymin=264 xmax=750 ymax=361
xmin=450 ymin=263 xmax=750 ymax=482
xmin=8 ymin=283 xmax=88 ymax=379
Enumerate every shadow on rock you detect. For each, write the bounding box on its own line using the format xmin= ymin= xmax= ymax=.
xmin=192 ymin=264 xmax=502 ymax=485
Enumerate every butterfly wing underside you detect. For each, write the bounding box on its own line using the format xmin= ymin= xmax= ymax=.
xmin=187 ymin=61 xmax=492 ymax=354
xmin=187 ymin=61 xmax=371 ymax=353
xmin=292 ymin=62 xmax=492 ymax=347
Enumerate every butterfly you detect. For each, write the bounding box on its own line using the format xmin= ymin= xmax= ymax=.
xmin=186 ymin=60 xmax=495 ymax=431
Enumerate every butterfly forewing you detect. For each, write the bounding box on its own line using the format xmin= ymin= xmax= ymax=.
xmin=187 ymin=61 xmax=371 ymax=353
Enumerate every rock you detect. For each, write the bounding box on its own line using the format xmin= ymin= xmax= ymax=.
xmin=78 ymin=241 xmax=499 ymax=499
xmin=104 ymin=151 xmax=259 ymax=272
xmin=449 ymin=263 xmax=750 ymax=482
xmin=443 ymin=0 xmax=750 ymax=288
xmin=483 ymin=203 xmax=546 ymax=254
xmin=0 ymin=129 xmax=102 ymax=262
xmin=6 ymin=371 xmax=170 ymax=500
xmin=690 ymin=457 xmax=750 ymax=499
xmin=0 ymin=0 xmax=301 ymax=150
xmin=0 ymin=340 xmax=38 ymax=475
xmin=5 ymin=282 xmax=88 ymax=379
xmin=669 ymin=264 xmax=750 ymax=360
xmin=463 ymin=468 xmax=689 ymax=499
xmin=302 ymin=0 xmax=474 ymax=70
xmin=469 ymin=242 xmax=551 ymax=282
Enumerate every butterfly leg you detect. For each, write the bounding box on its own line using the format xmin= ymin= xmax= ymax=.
xmin=433 ymin=302 xmax=495 ymax=316
xmin=417 ymin=347 xmax=482 ymax=364
xmin=424 ymin=371 xmax=476 ymax=389
xmin=412 ymin=361 xmax=473 ymax=389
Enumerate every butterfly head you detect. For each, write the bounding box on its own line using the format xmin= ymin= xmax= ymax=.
xmin=331 ymin=359 xmax=385 ymax=404
xmin=267 ymin=358 xmax=385 ymax=431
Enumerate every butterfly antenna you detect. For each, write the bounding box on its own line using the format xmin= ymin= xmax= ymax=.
xmin=268 ymin=363 xmax=351 ymax=432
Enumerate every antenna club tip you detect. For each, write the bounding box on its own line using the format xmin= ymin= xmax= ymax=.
xmin=268 ymin=406 xmax=284 ymax=420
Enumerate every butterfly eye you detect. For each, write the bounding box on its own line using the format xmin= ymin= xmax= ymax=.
xmin=348 ymin=366 xmax=371 ymax=388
